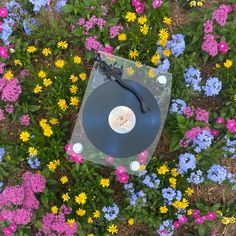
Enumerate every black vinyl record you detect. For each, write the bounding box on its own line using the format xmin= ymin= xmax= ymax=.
xmin=82 ymin=79 xmax=161 ymax=158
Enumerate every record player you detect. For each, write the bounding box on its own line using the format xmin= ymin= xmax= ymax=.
xmin=67 ymin=52 xmax=172 ymax=174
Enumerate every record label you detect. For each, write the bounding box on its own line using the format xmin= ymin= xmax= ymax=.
xmin=108 ymin=106 xmax=136 ymax=134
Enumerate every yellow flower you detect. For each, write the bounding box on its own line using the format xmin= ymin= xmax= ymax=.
xmin=229 ymin=216 xmax=236 ymax=224
xmin=70 ymin=74 xmax=78 ymax=82
xmin=197 ymin=1 xmax=203 ymax=7
xmin=163 ymin=49 xmax=171 ymax=57
xmin=224 ymin=59 xmax=233 ymax=68
xmin=160 ymin=38 xmax=168 ymax=47
xmin=190 ymin=1 xmax=197 ymax=7
xmin=55 ymin=159 xmax=60 ymax=166
xmin=159 ymin=29 xmax=169 ymax=40
xmin=27 ymin=46 xmax=37 ymax=53
xmin=5 ymin=70 xmax=14 ymax=80
xmin=55 ymin=59 xmax=65 ymax=68
xmin=88 ymin=234 xmax=94 ymax=236
xmin=41 ymin=124 xmax=53 ymax=137
xmin=28 ymin=147 xmax=38 ymax=156
xmin=33 ymin=84 xmax=42 ymax=94
xmin=67 ymin=219 xmax=75 ymax=226
xmin=139 ymin=164 xmax=146 ymax=171
xmin=79 ymin=73 xmax=87 ymax=81
xmin=14 ymin=59 xmax=22 ymax=66
xmin=135 ymin=61 xmax=142 ymax=68
xmin=38 ymin=70 xmax=47 ymax=79
xmin=163 ymin=16 xmax=172 ymax=25
xmin=159 ymin=206 xmax=168 ymax=214
xmin=75 ymin=192 xmax=87 ymax=205
xmin=93 ymin=210 xmax=101 ymax=218
xmin=234 ymin=94 xmax=236 ymax=102
xmin=60 ymin=176 xmax=69 ymax=184
xmin=58 ymin=99 xmax=68 ymax=111
xmin=185 ymin=187 xmax=194 ymax=196
xmin=57 ymin=41 xmax=68 ymax=49
xmin=43 ymin=78 xmax=52 ymax=87
xmin=151 ymin=52 xmax=160 ymax=65
xmin=187 ymin=209 xmax=193 ymax=215
xmin=107 ymin=224 xmax=118 ymax=235
xmin=125 ymin=12 xmax=136 ymax=22
xmin=47 ymin=161 xmax=57 ymax=172
xmin=148 ymin=69 xmax=155 ymax=78
xmin=100 ymin=178 xmax=110 ymax=188
xmin=73 ymin=56 xmax=82 ymax=64
xmin=42 ymin=48 xmax=52 ymax=56
xmin=140 ymin=24 xmax=149 ymax=35
xmin=215 ymin=63 xmax=221 ymax=68
xmin=126 ymin=67 xmax=134 ymax=76
xmin=172 ymin=200 xmax=181 ymax=209
xmin=70 ymin=97 xmax=80 ymax=106
xmin=169 ymin=177 xmax=176 ymax=188
xmin=180 ymin=198 xmax=189 ymax=208
xmin=129 ymin=49 xmax=139 ymax=59
xmin=50 ymin=118 xmax=59 ymax=125
xmin=51 ymin=206 xmax=58 ymax=214
xmin=222 ymin=217 xmax=230 ymax=225
xmin=157 ymin=164 xmax=169 ymax=175
xmin=118 ymin=33 xmax=127 ymax=41
xmin=87 ymin=217 xmax=93 ymax=224
xmin=20 ymin=131 xmax=30 ymax=142
xmin=216 ymin=210 xmax=223 ymax=216
xmin=128 ymin=218 xmax=135 ymax=225
xmin=70 ymin=85 xmax=78 ymax=94
xmin=62 ymin=192 xmax=70 ymax=202
xmin=76 ymin=208 xmax=86 ymax=216
xmin=171 ymin=168 xmax=179 ymax=177
xmin=138 ymin=16 xmax=147 ymax=25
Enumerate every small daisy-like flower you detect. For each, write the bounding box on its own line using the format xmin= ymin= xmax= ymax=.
xmin=49 ymin=118 xmax=59 ymax=125
xmin=138 ymin=16 xmax=147 ymax=25
xmin=163 ymin=49 xmax=171 ymax=57
xmin=79 ymin=73 xmax=86 ymax=81
xmin=215 ymin=63 xmax=221 ymax=69
xmin=42 ymin=48 xmax=52 ymax=56
xmin=224 ymin=59 xmax=233 ymax=68
xmin=163 ymin=16 xmax=172 ymax=25
xmin=33 ymin=84 xmax=42 ymax=94
xmin=129 ymin=49 xmax=139 ymax=59
xmin=60 ymin=176 xmax=69 ymax=184
xmin=125 ymin=12 xmax=136 ymax=22
xmin=14 ymin=59 xmax=22 ymax=66
xmin=58 ymin=99 xmax=68 ymax=111
xmin=159 ymin=205 xmax=168 ymax=214
xmin=62 ymin=192 xmax=70 ymax=202
xmin=76 ymin=208 xmax=86 ymax=216
xmin=126 ymin=67 xmax=134 ymax=76
xmin=234 ymin=94 xmax=236 ymax=102
xmin=20 ymin=131 xmax=30 ymax=142
xmin=75 ymin=192 xmax=87 ymax=205
xmin=55 ymin=59 xmax=65 ymax=68
xmin=70 ymin=85 xmax=78 ymax=94
xmin=87 ymin=217 xmax=93 ymax=224
xmin=118 ymin=33 xmax=127 ymax=41
xmin=70 ymin=97 xmax=79 ymax=106
xmin=51 ymin=206 xmax=58 ymax=214
xmin=128 ymin=218 xmax=135 ymax=225
xmin=148 ymin=69 xmax=155 ymax=78
xmin=43 ymin=78 xmax=52 ymax=87
xmin=27 ymin=46 xmax=37 ymax=53
xmin=185 ymin=187 xmax=194 ymax=196
xmin=28 ymin=147 xmax=38 ymax=156
xmin=159 ymin=28 xmax=169 ymax=40
xmin=107 ymin=224 xmax=118 ymax=235
xmin=157 ymin=164 xmax=169 ymax=175
xmin=57 ymin=41 xmax=68 ymax=49
xmin=38 ymin=70 xmax=47 ymax=79
xmin=93 ymin=210 xmax=101 ymax=218
xmin=67 ymin=219 xmax=75 ymax=226
xmin=70 ymin=74 xmax=79 ymax=83
xmin=99 ymin=178 xmax=110 ymax=188
xmin=140 ymin=24 xmax=149 ymax=35
xmin=4 ymin=70 xmax=14 ymax=80
xmin=73 ymin=56 xmax=82 ymax=64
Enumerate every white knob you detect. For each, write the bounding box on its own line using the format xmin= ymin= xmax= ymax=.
xmin=73 ymin=143 xmax=83 ymax=153
xmin=157 ymin=75 xmax=167 ymax=85
xmin=130 ymin=161 xmax=140 ymax=171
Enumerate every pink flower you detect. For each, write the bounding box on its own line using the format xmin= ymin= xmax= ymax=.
xmin=0 ymin=46 xmax=9 ymax=59
xmin=69 ymin=153 xmax=84 ymax=164
xmin=0 ymin=8 xmax=8 ymax=18
xmin=195 ymin=108 xmax=209 ymax=123
xmin=65 ymin=144 xmax=73 ymax=155
xmin=0 ymin=62 xmax=5 ymax=74
xmin=225 ymin=4 xmax=232 ymax=13
xmin=173 ymin=220 xmax=181 ymax=229
xmin=103 ymin=45 xmax=113 ymax=54
xmin=5 ymin=104 xmax=14 ymax=113
xmin=233 ymin=4 xmax=236 ymax=12
xmin=2 ymin=186 xmax=24 ymax=205
xmin=137 ymin=150 xmax=149 ymax=163
xmin=109 ymin=25 xmax=123 ymax=38
xmin=192 ymin=209 xmax=200 ymax=218
xmin=179 ymin=215 xmax=188 ymax=224
xmin=20 ymin=114 xmax=30 ymax=126
xmin=9 ymin=224 xmax=17 ymax=233
xmin=77 ymin=17 xmax=85 ymax=26
xmin=218 ymin=41 xmax=229 ymax=54
xmin=132 ymin=0 xmax=141 ymax=7
xmin=183 ymin=106 xmax=194 ymax=118
xmin=13 ymin=208 xmax=32 ymax=225
xmin=203 ymin=20 xmax=213 ymax=33
xmin=0 ymin=108 xmax=5 ymax=121
xmin=115 ymin=166 xmax=126 ymax=175
xmin=226 ymin=119 xmax=236 ymax=133
xmin=205 ymin=211 xmax=216 ymax=220
xmin=212 ymin=5 xmax=228 ymax=26
xmin=179 ymin=139 xmax=189 ymax=147
xmin=152 ymin=0 xmax=162 ymax=8
xmin=85 ymin=36 xmax=103 ymax=51
xmin=215 ymin=117 xmax=224 ymax=124
xmin=202 ymin=34 xmax=218 ymax=56
xmin=211 ymin=129 xmax=219 ymax=137
xmin=136 ymin=2 xmax=145 ymax=14
xmin=3 ymin=227 xmax=12 ymax=236
xmin=117 ymin=173 xmax=129 ymax=183
xmin=105 ymin=156 xmax=114 ymax=164
xmin=211 ymin=231 xmax=217 ymax=236
xmin=195 ymin=216 xmax=205 ymax=224
xmin=29 ymin=173 xmax=46 ymax=193
xmin=1 ymin=78 xmax=22 ymax=102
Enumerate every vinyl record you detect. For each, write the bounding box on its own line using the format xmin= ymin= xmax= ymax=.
xmin=82 ymin=79 xmax=161 ymax=158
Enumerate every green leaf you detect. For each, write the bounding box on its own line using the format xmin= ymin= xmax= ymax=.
xmin=40 ymin=194 xmax=49 ymax=207
xmin=211 ymin=203 xmax=221 ymax=211
xmin=198 ymin=225 xmax=206 ymax=236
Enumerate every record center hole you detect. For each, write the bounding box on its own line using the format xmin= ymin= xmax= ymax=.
xmin=108 ymin=106 xmax=136 ymax=134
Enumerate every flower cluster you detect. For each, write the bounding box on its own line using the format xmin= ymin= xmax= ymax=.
xmin=102 ymin=203 xmax=119 ymax=221
xmin=169 ymin=99 xmax=187 ymax=114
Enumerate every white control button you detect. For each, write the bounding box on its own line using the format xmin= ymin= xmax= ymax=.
xmin=73 ymin=143 xmax=83 ymax=153
xmin=130 ymin=161 xmax=140 ymax=171
xmin=157 ymin=75 xmax=167 ymax=85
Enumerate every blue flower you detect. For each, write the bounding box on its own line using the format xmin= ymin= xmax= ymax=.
xmin=192 ymin=130 xmax=213 ymax=153
xmin=124 ymin=183 xmax=134 ymax=191
xmin=23 ymin=18 xmax=37 ymax=34
xmin=162 ymin=187 xmax=182 ymax=205
xmin=187 ymin=170 xmax=205 ymax=184
xmin=166 ymin=34 xmax=185 ymax=57
xmin=143 ymin=173 xmax=160 ymax=189
xmin=222 ymin=135 xmax=236 ymax=159
xmin=0 ymin=182 xmax=3 ymax=192
xmin=207 ymin=165 xmax=227 ymax=184
xmin=102 ymin=203 xmax=119 ymax=221
xmin=0 ymin=147 xmax=5 ymax=162
xmin=55 ymin=0 xmax=67 ymax=12
xmin=130 ymin=190 xmax=146 ymax=206
xmin=169 ymin=99 xmax=187 ymax=114
xmin=178 ymin=153 xmax=196 ymax=174
xmin=184 ymin=67 xmax=202 ymax=91
xmin=28 ymin=156 xmax=40 ymax=169
xmin=157 ymin=219 xmax=174 ymax=236
xmin=29 ymin=0 xmax=49 ymax=12
xmin=202 ymin=77 xmax=222 ymax=96
xmin=156 ymin=58 xmax=170 ymax=73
